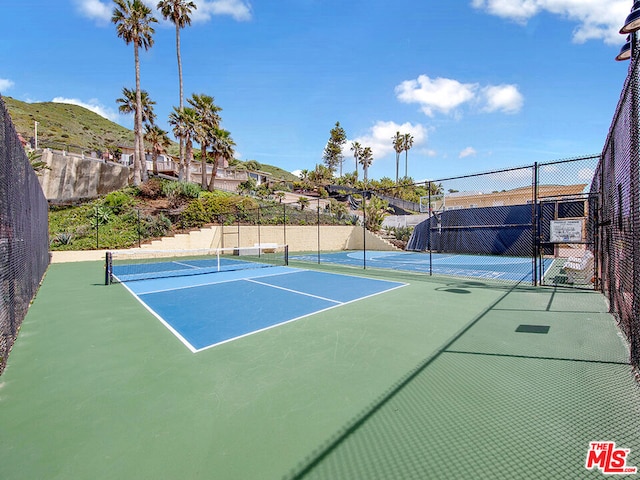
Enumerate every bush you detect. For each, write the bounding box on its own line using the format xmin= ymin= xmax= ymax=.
xmin=140 ymin=213 xmax=172 ymax=237
xmin=138 ymin=178 xmax=163 ymax=198
xmin=50 ymin=232 xmax=73 ymax=246
xmin=392 ymin=226 xmax=414 ymax=242
xmin=103 ymin=190 xmax=133 ymax=214
xmin=162 ymin=181 xmax=202 ymax=207
xmin=181 ymin=200 xmax=208 ymax=228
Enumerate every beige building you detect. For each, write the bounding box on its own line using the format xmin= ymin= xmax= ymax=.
xmin=434 ymin=184 xmax=588 ymax=211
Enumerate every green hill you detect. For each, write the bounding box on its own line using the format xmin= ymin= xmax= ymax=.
xmin=3 ymin=96 xmax=136 ymax=153
xmin=2 ymin=96 xmax=299 ymax=182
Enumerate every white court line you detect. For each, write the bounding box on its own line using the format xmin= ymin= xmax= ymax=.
xmin=118 ymin=280 xmax=198 ymax=353
xmin=134 ymin=268 xmax=301 ymax=296
xmin=119 ymin=269 xmax=408 ymax=354
xmin=193 ymin=281 xmax=408 ymax=353
xmin=245 ymin=278 xmax=343 ymax=304
xmin=172 ymin=260 xmax=201 ymax=269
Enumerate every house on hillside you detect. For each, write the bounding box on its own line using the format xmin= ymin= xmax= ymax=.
xmin=118 ymin=145 xmax=273 ymax=192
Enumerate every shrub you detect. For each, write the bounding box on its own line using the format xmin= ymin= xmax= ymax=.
xmin=89 ymin=205 xmax=110 ymax=227
xmin=51 ymin=232 xmax=73 ymax=246
xmin=140 ymin=213 xmax=172 ymax=237
xmin=138 ymin=178 xmax=163 ymax=198
xmin=392 ymin=226 xmax=414 ymax=242
xmin=181 ymin=200 xmax=208 ymax=228
xmin=103 ymin=190 xmax=133 ymax=214
xmin=162 ymin=181 xmax=202 ymax=207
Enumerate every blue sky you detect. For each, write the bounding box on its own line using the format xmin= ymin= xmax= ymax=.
xmin=0 ymin=0 xmax=634 ymax=181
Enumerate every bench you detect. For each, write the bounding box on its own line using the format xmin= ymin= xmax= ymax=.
xmin=563 ymin=250 xmax=594 ymax=284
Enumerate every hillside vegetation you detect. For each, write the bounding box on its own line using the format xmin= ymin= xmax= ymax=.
xmin=3 ymin=96 xmax=136 ymax=153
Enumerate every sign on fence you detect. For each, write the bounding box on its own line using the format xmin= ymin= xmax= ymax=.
xmin=550 ymin=219 xmax=584 ymax=243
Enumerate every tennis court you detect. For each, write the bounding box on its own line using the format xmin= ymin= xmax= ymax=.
xmin=292 ymin=250 xmax=554 ymax=282
xmin=1 ymin=258 xmax=639 ymax=479
xmin=121 ymin=266 xmax=405 ymax=351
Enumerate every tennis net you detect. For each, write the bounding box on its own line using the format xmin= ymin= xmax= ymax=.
xmin=105 ymin=244 xmax=289 ymax=284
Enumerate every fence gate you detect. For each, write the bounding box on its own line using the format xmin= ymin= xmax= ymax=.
xmin=537 ymin=193 xmax=598 ymax=288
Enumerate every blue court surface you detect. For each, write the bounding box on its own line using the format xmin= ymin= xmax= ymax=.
xmin=122 ymin=266 xmax=406 ymax=352
xmin=292 ymin=250 xmax=553 ymax=282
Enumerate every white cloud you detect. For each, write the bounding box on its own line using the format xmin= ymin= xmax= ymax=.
xmin=472 ymin=0 xmax=630 ymax=45
xmin=481 ymin=84 xmax=524 ymax=114
xmin=395 ymin=74 xmax=524 ymax=117
xmin=75 ymin=0 xmax=252 ymax=24
xmin=459 ymin=147 xmax=477 ymax=158
xmin=52 ymin=97 xmax=120 ymax=122
xmin=395 ymin=75 xmax=478 ymax=117
xmin=350 ymin=121 xmax=428 ymax=164
xmin=578 ymin=167 xmax=595 ymax=180
xmin=191 ymin=0 xmax=252 ymax=22
xmin=0 ymin=78 xmax=15 ymax=92
xmin=72 ymin=0 xmax=112 ymax=23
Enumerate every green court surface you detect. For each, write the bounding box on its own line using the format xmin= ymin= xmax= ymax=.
xmin=1 ymin=261 xmax=639 ymax=479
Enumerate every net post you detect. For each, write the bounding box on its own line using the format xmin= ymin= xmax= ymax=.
xmin=285 ymin=245 xmax=289 ymax=266
xmin=105 ymin=251 xmax=112 ymax=285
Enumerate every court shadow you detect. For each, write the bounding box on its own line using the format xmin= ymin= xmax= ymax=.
xmin=436 ymin=287 xmax=471 ymax=294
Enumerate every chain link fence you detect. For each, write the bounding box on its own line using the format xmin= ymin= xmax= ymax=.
xmin=593 ymin=55 xmax=640 ymax=371
xmin=0 ymin=96 xmax=50 ymax=375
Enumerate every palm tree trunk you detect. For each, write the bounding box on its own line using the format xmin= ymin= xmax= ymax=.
xmin=152 ymin=150 xmax=159 ymax=176
xmin=135 ymin=44 xmax=148 ymax=184
xmin=133 ymin=43 xmax=142 ymax=186
xmin=200 ymin=143 xmax=208 ymax=189
xmin=405 ymin=150 xmax=408 ymax=179
xmin=207 ymin=155 xmax=218 ymax=191
xmin=185 ymin=138 xmax=192 ymax=183
xmin=176 ymin=22 xmax=185 ymax=183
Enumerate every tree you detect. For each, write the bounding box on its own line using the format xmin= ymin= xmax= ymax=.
xmin=364 ymin=196 xmax=391 ymax=233
xmin=209 ymin=128 xmax=235 ymax=191
xmin=360 ymin=146 xmax=373 ymax=183
xmin=168 ymin=106 xmax=197 ymax=182
xmin=116 ymin=87 xmax=156 ymax=126
xmin=392 ymin=131 xmax=403 ymax=184
xmin=112 ymin=0 xmax=157 ymax=185
xmin=298 ymin=196 xmax=309 ymax=211
xmin=187 ymin=93 xmax=222 ymax=189
xmin=402 ymin=133 xmax=414 ymax=179
xmin=157 ymin=0 xmax=196 ymax=180
xmin=350 ymin=141 xmax=362 ymax=180
xmin=322 ymin=121 xmax=346 ymax=175
xmin=143 ymin=124 xmax=171 ymax=176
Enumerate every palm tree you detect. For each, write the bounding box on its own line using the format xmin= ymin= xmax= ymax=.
xmin=360 ymin=146 xmax=373 ymax=183
xmin=168 ymin=106 xmax=197 ymax=182
xmin=402 ymin=133 xmax=414 ymax=179
xmin=392 ymin=131 xmax=403 ymax=184
xmin=157 ymin=0 xmax=196 ymax=179
xmin=116 ymin=87 xmax=157 ymax=123
xmin=112 ymin=0 xmax=157 ymax=185
xmin=350 ymin=141 xmax=362 ymax=180
xmin=116 ymin=87 xmax=156 ymax=182
xmin=209 ymin=128 xmax=235 ymax=191
xmin=187 ymin=93 xmax=222 ymax=189
xmin=144 ymin=124 xmax=171 ymax=176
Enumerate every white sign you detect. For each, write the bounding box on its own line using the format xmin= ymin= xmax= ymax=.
xmin=550 ymin=219 xmax=583 ymax=243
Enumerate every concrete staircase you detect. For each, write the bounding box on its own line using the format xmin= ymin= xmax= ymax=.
xmin=140 ymin=227 xmax=216 ymax=251
xmin=372 ymin=231 xmax=403 ymax=251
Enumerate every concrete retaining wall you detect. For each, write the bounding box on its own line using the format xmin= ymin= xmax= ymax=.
xmin=38 ymin=149 xmax=130 ymax=202
xmin=140 ymin=225 xmax=398 ymax=252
